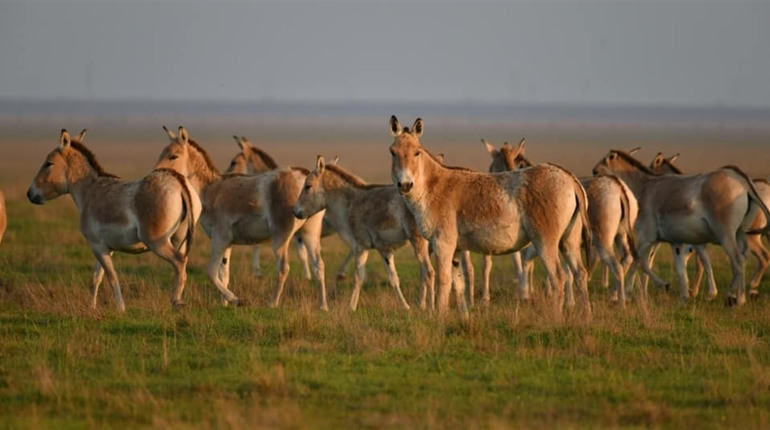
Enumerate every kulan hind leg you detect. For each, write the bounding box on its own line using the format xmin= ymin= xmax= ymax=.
xmin=149 ymin=240 xmax=189 ymax=308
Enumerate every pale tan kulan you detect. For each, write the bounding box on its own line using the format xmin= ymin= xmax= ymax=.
xmin=27 ymin=129 xmax=201 ymax=311
xmin=593 ymin=149 xmax=770 ymax=305
xmin=389 ymin=116 xmax=591 ymax=317
xmin=155 ymin=127 xmax=328 ymax=310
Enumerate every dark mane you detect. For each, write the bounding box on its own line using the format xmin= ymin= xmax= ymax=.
xmin=325 ymin=164 xmax=388 ymax=189
xmin=754 ymin=178 xmax=770 ymax=186
xmin=188 ymin=138 xmax=221 ymax=176
xmin=70 ymin=141 xmax=120 ymax=178
xmin=252 ymin=148 xmax=278 ymax=169
xmin=613 ymin=150 xmax=655 ymax=175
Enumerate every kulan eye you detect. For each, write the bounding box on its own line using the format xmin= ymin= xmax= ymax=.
xmin=169 ymin=155 xmax=179 ymax=161
xmin=44 ymin=161 xmax=53 ymax=168
xmin=414 ymin=151 xmax=421 ymax=157
xmin=304 ymin=184 xmax=311 ymax=191
xmin=389 ymin=149 xmax=396 ymax=156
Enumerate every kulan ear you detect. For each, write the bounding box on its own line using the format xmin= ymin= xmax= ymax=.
xmin=162 ymin=125 xmax=176 ymax=140
xmin=515 ymin=138 xmax=526 ymax=155
xmin=668 ymin=153 xmax=680 ymax=164
xmin=76 ymin=128 xmax=88 ymax=142
xmin=178 ymin=126 xmax=189 ymax=145
xmin=330 ymin=155 xmax=340 ymax=165
xmin=59 ymin=129 xmax=71 ymax=149
xmin=316 ymin=155 xmax=326 ymax=173
xmin=627 ymin=146 xmax=641 ymax=156
xmin=482 ymin=139 xmax=497 ymax=156
xmin=652 ymin=152 xmax=665 ymax=168
xmin=435 ymin=153 xmax=445 ymax=163
xmin=233 ymin=135 xmax=242 ymax=149
xmin=412 ymin=118 xmax=423 ymax=138
xmin=389 ymin=115 xmax=402 ymax=137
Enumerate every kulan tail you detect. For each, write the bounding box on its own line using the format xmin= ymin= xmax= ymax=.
xmin=157 ymin=167 xmax=196 ymax=257
xmin=723 ymin=166 xmax=770 ymax=236
xmin=607 ymin=174 xmax=638 ymax=261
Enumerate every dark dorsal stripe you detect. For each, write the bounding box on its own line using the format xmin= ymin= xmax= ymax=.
xmin=187 ymin=138 xmax=221 ymax=176
xmin=69 ymin=141 xmax=120 ymax=178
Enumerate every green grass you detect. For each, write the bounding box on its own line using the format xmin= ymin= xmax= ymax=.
xmin=2 ymin=195 xmax=770 ymax=429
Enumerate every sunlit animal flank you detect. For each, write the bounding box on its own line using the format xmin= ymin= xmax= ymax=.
xmin=156 ymin=127 xmax=328 ymax=309
xmin=593 ymin=149 xmax=770 ymax=305
xmin=390 ymin=116 xmax=591 ymax=317
xmin=27 ymin=129 xmax=201 ymax=311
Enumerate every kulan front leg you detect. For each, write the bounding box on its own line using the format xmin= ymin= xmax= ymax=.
xmin=379 ymin=250 xmax=410 ymax=310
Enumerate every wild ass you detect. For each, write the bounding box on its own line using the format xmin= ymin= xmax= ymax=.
xmin=226 ymin=137 xmax=354 ymax=283
xmin=389 ymin=116 xmax=591 ymax=316
xmin=155 ymin=127 xmax=328 ymax=309
xmin=485 ymin=138 xmax=637 ymax=307
xmin=650 ymin=152 xmax=770 ymax=298
xmin=0 ymin=189 xmax=6 ymax=246
xmin=225 ymin=135 xmax=312 ymax=280
xmin=593 ymin=149 xmax=770 ymax=305
xmin=27 ymin=129 xmax=201 ymax=311
xmin=294 ymin=156 xmax=436 ymax=310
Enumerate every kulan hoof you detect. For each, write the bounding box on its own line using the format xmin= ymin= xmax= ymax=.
xmin=336 ymin=273 xmax=348 ymax=281
xmin=663 ymin=283 xmax=671 ymax=292
xmin=230 ymin=298 xmax=247 ymax=307
xmin=725 ymin=295 xmax=739 ymax=307
xmin=749 ymin=290 xmax=760 ymax=302
xmin=172 ymin=300 xmax=187 ymax=310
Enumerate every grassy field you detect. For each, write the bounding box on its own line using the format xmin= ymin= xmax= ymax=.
xmin=1 ymin=118 xmax=770 ymax=428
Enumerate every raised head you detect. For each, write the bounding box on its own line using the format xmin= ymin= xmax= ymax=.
xmin=27 ymin=128 xmax=97 ymax=204
xmin=592 ymin=149 xmax=654 ymax=176
xmin=225 ymin=135 xmax=249 ymax=174
xmin=293 ymin=155 xmax=328 ymax=219
xmin=389 ymin=115 xmax=425 ymax=195
xmin=156 ymin=125 xmax=192 ymax=175
xmin=650 ymin=152 xmax=682 ymax=174
xmin=484 ymin=138 xmax=529 ymax=172
xmin=225 ymin=135 xmax=277 ymax=175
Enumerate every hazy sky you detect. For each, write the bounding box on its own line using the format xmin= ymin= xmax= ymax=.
xmin=1 ymin=1 xmax=769 ymax=106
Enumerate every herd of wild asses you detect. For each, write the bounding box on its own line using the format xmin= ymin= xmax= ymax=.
xmin=15 ymin=116 xmax=770 ymax=316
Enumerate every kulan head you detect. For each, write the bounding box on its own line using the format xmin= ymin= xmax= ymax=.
xmin=225 ymin=136 xmax=249 ymax=174
xmin=293 ymin=155 xmax=328 ymax=219
xmin=27 ymin=128 xmax=88 ymax=205
xmin=155 ymin=125 xmax=192 ymax=175
xmin=388 ymin=115 xmax=424 ymax=195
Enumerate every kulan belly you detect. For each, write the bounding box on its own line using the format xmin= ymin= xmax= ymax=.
xmin=457 ymin=225 xmax=528 ymax=255
xmin=658 ymin=215 xmax=714 ymax=245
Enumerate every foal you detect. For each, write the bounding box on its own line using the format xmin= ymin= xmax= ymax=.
xmin=389 ymin=116 xmax=591 ymax=316
xmin=294 ymin=156 xmax=436 ymax=310
xmin=27 ymin=129 xmax=200 ymax=311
